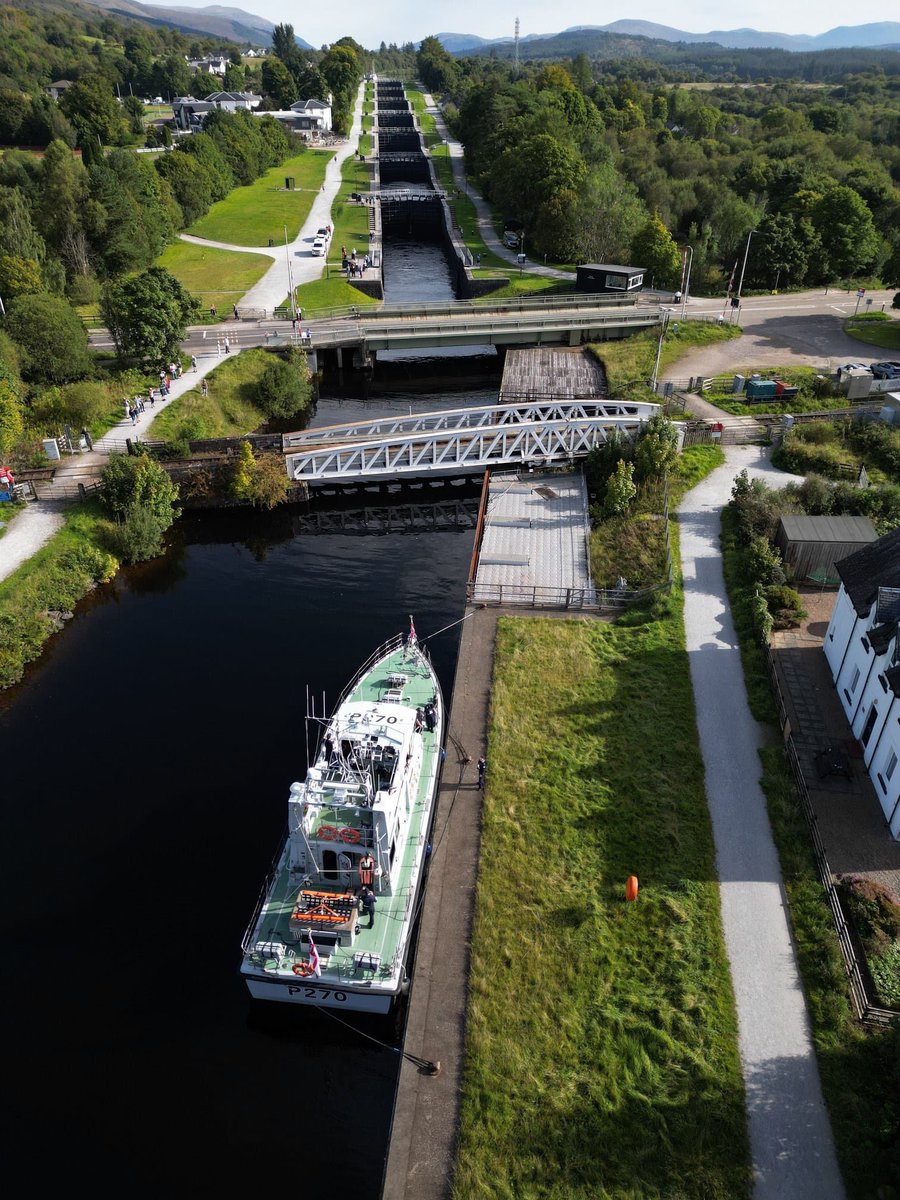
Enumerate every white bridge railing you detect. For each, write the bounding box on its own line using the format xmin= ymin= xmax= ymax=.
xmin=283 ymin=399 xmax=658 ymax=450
xmin=284 ymin=400 xmax=660 ymax=485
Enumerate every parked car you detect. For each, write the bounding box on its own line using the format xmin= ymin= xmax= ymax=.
xmin=503 ymin=230 xmax=520 ymax=249
xmin=836 ymin=362 xmax=871 ymax=374
xmin=310 ymin=239 xmax=325 ymax=256
xmin=871 ymin=361 xmax=900 ymax=379
xmin=316 ymin=227 xmax=331 ymax=242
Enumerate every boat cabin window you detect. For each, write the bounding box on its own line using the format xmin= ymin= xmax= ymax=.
xmin=322 ymin=849 xmax=339 ymax=881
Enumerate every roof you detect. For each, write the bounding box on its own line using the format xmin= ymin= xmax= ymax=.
xmin=779 ymin=514 xmax=877 ymax=544
xmin=578 ymin=264 xmax=646 ymax=274
xmin=48 ymin=79 xmax=73 ymax=88
xmin=291 ymin=98 xmax=330 ymax=111
xmin=836 ymin=527 xmax=900 ymax=616
xmin=885 ymin=664 xmax=900 ymax=698
xmin=867 ymin=621 xmax=897 ymax=655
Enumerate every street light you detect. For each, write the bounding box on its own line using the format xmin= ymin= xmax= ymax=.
xmin=284 ymin=224 xmax=296 ymax=326
xmin=680 ymin=245 xmax=693 ymax=321
xmin=650 ymin=310 xmax=670 ymax=393
xmin=736 ymin=228 xmax=759 ymax=311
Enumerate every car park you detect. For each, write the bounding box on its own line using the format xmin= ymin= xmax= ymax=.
xmin=871 ymin=361 xmax=900 ymax=379
xmin=310 ymin=239 xmax=325 ymax=256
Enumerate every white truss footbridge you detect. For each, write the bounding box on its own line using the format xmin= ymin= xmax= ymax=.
xmin=283 ymin=398 xmax=661 ymax=486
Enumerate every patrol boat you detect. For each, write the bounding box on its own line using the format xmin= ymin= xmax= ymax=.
xmin=240 ymin=620 xmax=443 ymax=1012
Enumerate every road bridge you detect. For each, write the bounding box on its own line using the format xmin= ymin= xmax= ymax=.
xmin=283 ymin=398 xmax=659 ymax=486
xmin=308 ymin=297 xmax=663 ymax=361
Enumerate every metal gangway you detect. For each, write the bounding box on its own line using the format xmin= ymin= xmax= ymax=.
xmin=283 ymin=399 xmax=660 ymax=486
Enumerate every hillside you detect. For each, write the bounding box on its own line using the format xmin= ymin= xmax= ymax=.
xmin=438 ymin=21 xmax=900 ymax=55
xmin=77 ymin=0 xmax=313 ymax=46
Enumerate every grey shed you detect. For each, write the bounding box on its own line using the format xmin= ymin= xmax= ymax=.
xmin=776 ymin=514 xmax=877 ymax=584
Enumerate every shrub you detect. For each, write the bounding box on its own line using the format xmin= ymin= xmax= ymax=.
xmin=765 ymin=583 xmax=807 ymax=629
xmin=750 ymin=587 xmax=774 ymax=644
xmin=101 ymin=453 xmax=179 ymax=528
xmin=796 ymin=474 xmax=836 ymax=515
xmin=633 ymin=413 xmax=679 ymax=481
xmin=731 ymin=470 xmax=790 ymax=542
xmin=112 ymin=504 xmax=167 ymax=563
xmin=256 ymin=350 xmax=312 ymax=419
xmin=4 ymin=292 xmax=91 ymax=383
xmin=66 ymin=274 xmax=100 ymax=307
xmin=58 ymin=542 xmax=117 ymax=584
xmin=746 ymin=534 xmax=786 ymax=586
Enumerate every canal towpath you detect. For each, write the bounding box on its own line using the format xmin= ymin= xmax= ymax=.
xmin=679 ymin=445 xmax=845 ymax=1199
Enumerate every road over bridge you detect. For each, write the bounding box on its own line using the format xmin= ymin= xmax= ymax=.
xmin=283 ymin=398 xmax=660 ymax=486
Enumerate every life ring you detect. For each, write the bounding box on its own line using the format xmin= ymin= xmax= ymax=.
xmin=318 ymin=825 xmax=337 ymax=840
xmin=340 ymin=827 xmax=360 ymax=844
xmin=292 ymin=962 xmax=315 ymax=977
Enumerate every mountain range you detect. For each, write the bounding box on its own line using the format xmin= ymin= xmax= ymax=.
xmin=74 ymin=0 xmax=313 ymax=47
xmin=435 ymin=21 xmax=900 ymax=54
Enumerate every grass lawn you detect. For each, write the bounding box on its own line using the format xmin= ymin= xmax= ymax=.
xmin=843 ymin=312 xmax=900 ymax=351
xmin=589 ymin=322 xmax=742 ymax=397
xmin=325 ymin=154 xmax=374 ymax=270
xmin=291 ymin=277 xmax=380 ymax=315
xmin=186 ymin=151 xmax=333 ymax=246
xmin=457 ymin=605 xmax=749 ymax=1199
xmin=149 ymin=347 xmax=274 ymax=441
xmin=155 ymin=241 xmax=273 ymax=314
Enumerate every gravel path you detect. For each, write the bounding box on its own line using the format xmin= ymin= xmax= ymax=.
xmin=679 ymin=445 xmax=844 ymax=1199
xmin=0 ymin=502 xmax=65 ymax=583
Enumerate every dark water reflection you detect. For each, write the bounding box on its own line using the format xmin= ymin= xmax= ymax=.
xmin=2 ymin=237 xmax=485 ymax=1197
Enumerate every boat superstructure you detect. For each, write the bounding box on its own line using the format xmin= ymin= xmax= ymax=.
xmin=240 ymin=626 xmax=443 ymax=1012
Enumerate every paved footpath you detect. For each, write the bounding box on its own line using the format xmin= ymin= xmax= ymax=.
xmin=679 ymin=444 xmax=845 ymax=1200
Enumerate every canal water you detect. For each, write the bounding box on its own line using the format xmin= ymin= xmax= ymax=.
xmin=2 ymin=241 xmax=491 ymax=1197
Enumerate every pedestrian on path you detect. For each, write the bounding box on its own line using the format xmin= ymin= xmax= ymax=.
xmin=224 ymin=337 xmax=230 ymax=353
xmin=477 ymin=756 xmax=486 ymax=790
xmin=201 ymin=379 xmax=209 ymax=397
xmin=123 ymin=399 xmax=130 ymax=421
xmin=191 ymin=355 xmax=197 ymax=371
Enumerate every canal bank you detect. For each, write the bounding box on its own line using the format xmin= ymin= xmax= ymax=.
xmin=382 ymin=604 xmax=497 ymax=1200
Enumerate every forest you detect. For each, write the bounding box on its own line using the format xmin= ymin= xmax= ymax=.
xmin=414 ymin=37 xmax=900 ymax=293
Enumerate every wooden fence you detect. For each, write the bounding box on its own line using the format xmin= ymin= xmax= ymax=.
xmin=766 ymin=647 xmax=898 ymax=1026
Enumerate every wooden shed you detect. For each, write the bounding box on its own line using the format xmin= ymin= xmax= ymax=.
xmin=776 ymin=515 xmax=877 ymax=584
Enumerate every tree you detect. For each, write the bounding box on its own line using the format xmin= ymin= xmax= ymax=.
xmin=261 ymin=56 xmax=296 ymax=109
xmin=0 ymin=255 xmax=43 ymax=299
xmin=812 ymin=186 xmax=881 ymax=281
xmin=123 ymin=94 xmax=145 ymax=136
xmin=60 ymin=73 xmax=125 ymax=146
xmin=633 ymin=414 xmax=679 ymax=481
xmin=0 ymin=186 xmax=46 ymax=262
xmin=0 ymin=351 xmax=24 ymax=461
xmin=603 ymin=459 xmax=636 ymax=516
xmin=101 ymin=452 xmax=179 ymax=526
xmin=4 ymin=292 xmax=91 ymax=383
xmin=630 ymin=216 xmax=682 ymax=289
xmin=101 ymin=266 xmax=199 ymax=366
xmin=256 ymin=350 xmax=312 ymax=418
xmin=154 ymin=151 xmax=213 ymax=226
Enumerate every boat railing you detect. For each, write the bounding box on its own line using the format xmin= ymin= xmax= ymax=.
xmin=240 ymin=829 xmax=288 ymax=953
xmin=332 ymin=631 xmax=419 ymax=711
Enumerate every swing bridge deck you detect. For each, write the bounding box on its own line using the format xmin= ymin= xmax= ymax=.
xmin=282 ymin=398 xmax=660 ymax=486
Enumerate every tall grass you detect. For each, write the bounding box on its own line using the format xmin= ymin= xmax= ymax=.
xmin=456 ymin=612 xmax=749 ymax=1200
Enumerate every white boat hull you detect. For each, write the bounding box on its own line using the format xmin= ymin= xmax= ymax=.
xmin=245 ymin=974 xmax=396 ymax=1013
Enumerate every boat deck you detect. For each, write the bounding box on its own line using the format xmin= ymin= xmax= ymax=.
xmin=248 ymin=643 xmax=441 ymax=994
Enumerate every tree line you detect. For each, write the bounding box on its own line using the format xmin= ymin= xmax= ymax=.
xmin=415 ymin=38 xmax=900 ymax=290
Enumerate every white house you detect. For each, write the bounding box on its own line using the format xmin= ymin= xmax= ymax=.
xmin=187 ymin=56 xmax=229 ymax=76
xmin=205 ymin=91 xmax=262 ymax=113
xmin=824 ymin=527 xmax=900 ymax=837
xmin=289 ymin=98 xmax=332 ymax=132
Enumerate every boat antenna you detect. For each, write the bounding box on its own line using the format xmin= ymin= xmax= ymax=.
xmin=305 ymin=684 xmax=311 ymax=770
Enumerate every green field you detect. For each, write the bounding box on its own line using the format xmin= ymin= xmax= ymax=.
xmin=589 ymin=321 xmax=742 ymax=397
xmin=186 ymin=151 xmax=333 ymax=246
xmin=456 ymin=612 xmax=749 ymax=1200
xmin=155 ymin=241 xmax=272 ymax=314
xmin=291 ymin=277 xmax=380 ymax=315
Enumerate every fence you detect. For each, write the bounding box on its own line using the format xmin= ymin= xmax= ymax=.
xmin=766 ymin=648 xmax=898 ymax=1027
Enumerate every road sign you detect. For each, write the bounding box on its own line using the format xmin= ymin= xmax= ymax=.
xmin=857 ymin=288 xmax=866 ymax=297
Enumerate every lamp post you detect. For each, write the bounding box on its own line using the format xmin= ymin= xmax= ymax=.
xmin=736 ymin=228 xmax=758 ymax=313
xmin=680 ymin=245 xmax=693 ymax=321
xmin=650 ymin=310 xmax=669 ymax=393
xmin=284 ymin=224 xmax=295 ymax=325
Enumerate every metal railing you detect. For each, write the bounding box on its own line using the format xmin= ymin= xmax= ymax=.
xmin=766 ymin=648 xmax=898 ymax=1026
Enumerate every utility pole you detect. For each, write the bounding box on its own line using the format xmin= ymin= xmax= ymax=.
xmin=651 ymin=311 xmax=669 ymax=393
xmin=680 ymin=245 xmax=693 ymax=321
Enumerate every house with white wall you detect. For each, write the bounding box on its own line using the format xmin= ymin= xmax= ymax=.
xmin=289 ymin=98 xmax=332 ymax=131
xmin=825 ymin=527 xmax=900 ymax=837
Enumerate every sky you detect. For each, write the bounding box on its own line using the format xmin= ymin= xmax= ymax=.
xmin=197 ymin=1 xmax=900 ymax=49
